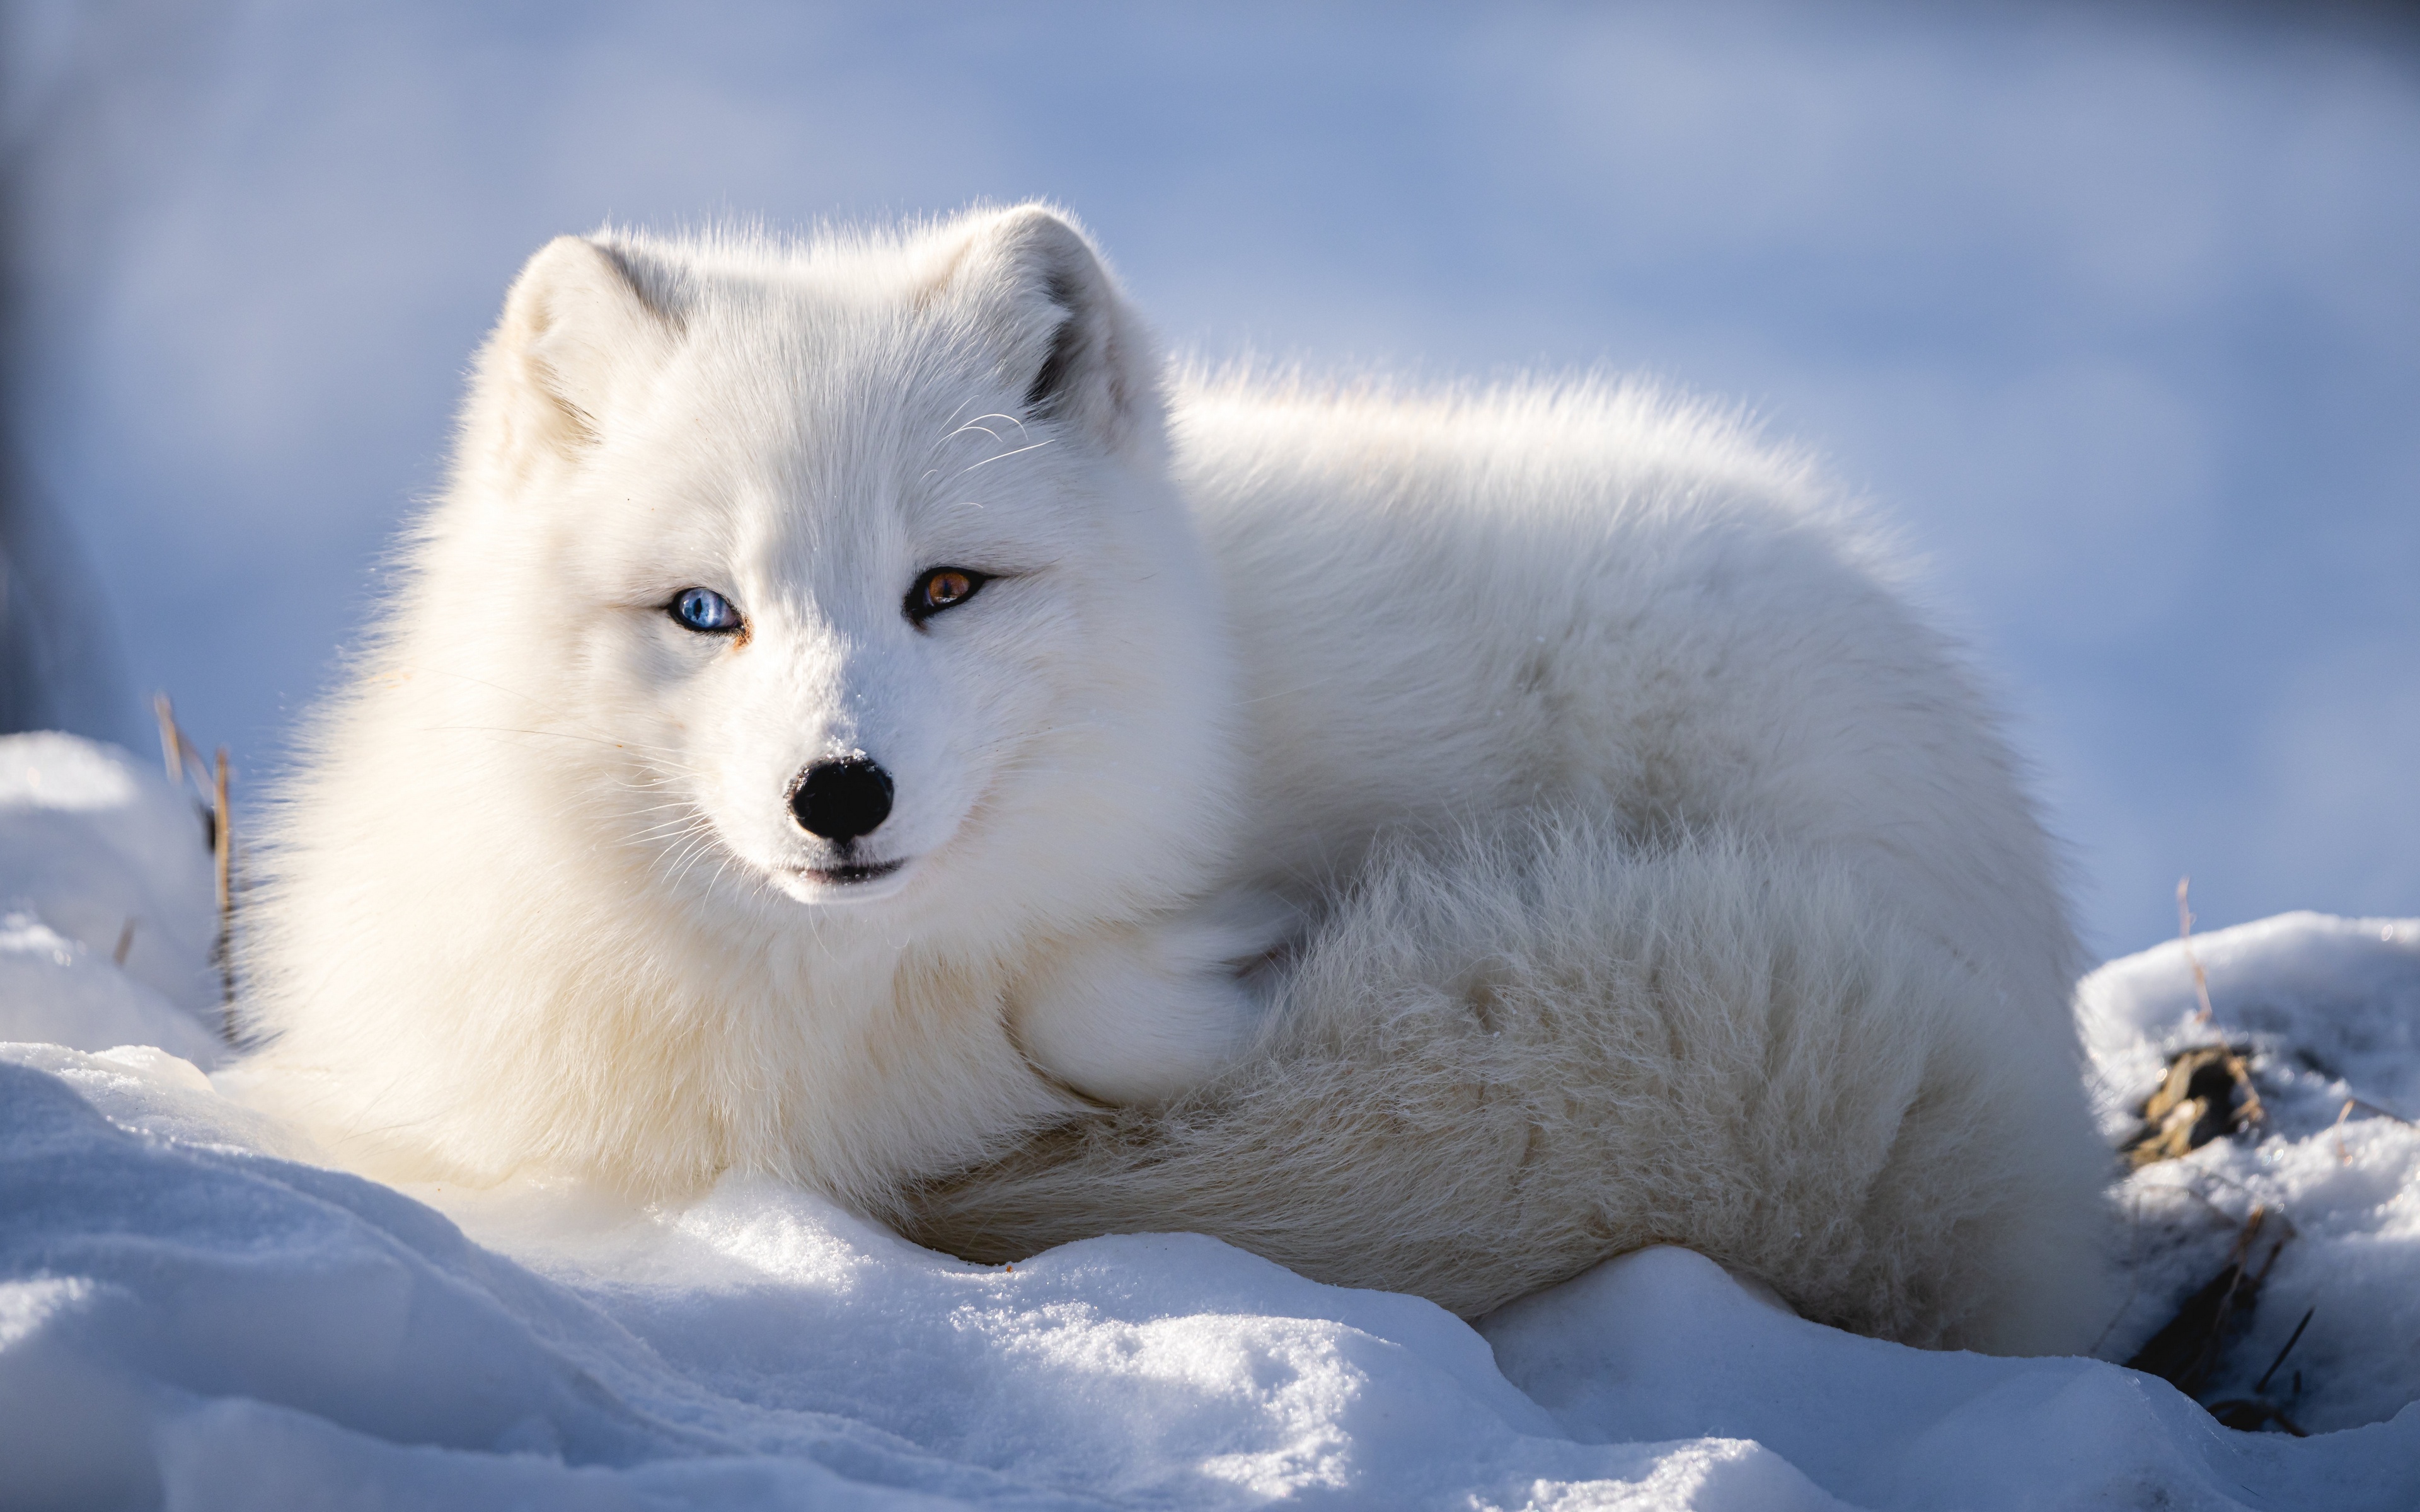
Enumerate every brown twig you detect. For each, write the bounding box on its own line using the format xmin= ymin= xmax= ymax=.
xmin=2122 ymin=1204 xmax=2293 ymax=1399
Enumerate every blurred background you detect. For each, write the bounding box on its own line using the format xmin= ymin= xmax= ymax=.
xmin=2 ymin=0 xmax=2414 ymax=957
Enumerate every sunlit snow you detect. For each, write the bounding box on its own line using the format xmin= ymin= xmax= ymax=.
xmin=3 ymin=732 xmax=2415 ymax=1509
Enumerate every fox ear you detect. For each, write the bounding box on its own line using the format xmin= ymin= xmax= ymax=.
xmin=935 ymin=206 xmax=1163 ymax=457
xmin=481 ymin=236 xmax=681 ymax=467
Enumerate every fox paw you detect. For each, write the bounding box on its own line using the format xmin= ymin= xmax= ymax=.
xmin=1008 ymin=892 xmax=1296 ymax=1104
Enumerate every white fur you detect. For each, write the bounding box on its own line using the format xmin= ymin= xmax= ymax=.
xmin=239 ymin=205 xmax=2110 ymax=1352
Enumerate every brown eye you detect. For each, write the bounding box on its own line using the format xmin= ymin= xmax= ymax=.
xmin=906 ymin=566 xmax=989 ymax=624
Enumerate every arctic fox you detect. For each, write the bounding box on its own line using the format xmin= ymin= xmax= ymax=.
xmin=241 ymin=205 xmax=2111 ymax=1352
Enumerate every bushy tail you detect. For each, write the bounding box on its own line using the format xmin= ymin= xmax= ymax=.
xmin=892 ymin=820 xmax=2112 ymax=1353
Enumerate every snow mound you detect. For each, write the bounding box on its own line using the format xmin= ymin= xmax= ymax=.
xmin=2 ymin=732 xmax=2415 ymax=1509
xmin=2083 ymin=914 xmax=2420 ymax=1436
xmin=0 ymin=731 xmax=222 ymax=1065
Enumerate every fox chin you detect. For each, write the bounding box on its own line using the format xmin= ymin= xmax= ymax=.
xmin=238 ymin=203 xmax=2114 ymax=1356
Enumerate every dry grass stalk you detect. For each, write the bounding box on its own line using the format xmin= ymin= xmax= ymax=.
xmin=153 ymin=692 xmax=183 ymax=785
xmin=212 ymin=745 xmax=234 ymax=1031
xmin=2177 ymin=876 xmax=2216 ymax=1025
xmin=2330 ymin=1094 xmax=2414 ymax=1165
xmin=2253 ymin=1306 xmax=2315 ymax=1395
xmin=151 ymin=692 xmax=239 ymax=1040
xmin=2122 ymin=1203 xmax=2292 ymax=1402
xmin=153 ymin=693 xmax=210 ymax=791
xmin=2125 ymin=1045 xmax=2262 ymax=1169
xmin=2204 ymin=1301 xmax=2317 ymax=1437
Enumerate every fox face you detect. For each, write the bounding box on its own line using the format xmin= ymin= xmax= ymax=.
xmin=450 ymin=209 xmax=1236 ymax=936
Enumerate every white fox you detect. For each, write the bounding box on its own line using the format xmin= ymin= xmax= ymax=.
xmin=240 ymin=205 xmax=2111 ymax=1352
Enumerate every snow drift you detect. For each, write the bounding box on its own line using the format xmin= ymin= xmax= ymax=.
xmin=2 ymin=733 xmax=2415 ymax=1509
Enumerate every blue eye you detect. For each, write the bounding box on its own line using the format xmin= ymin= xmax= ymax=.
xmin=671 ymin=587 xmax=742 ymax=634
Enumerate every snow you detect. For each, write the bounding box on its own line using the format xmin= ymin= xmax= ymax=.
xmin=0 ymin=733 xmax=222 ymax=1068
xmin=3 ymin=733 xmax=2416 ymax=1509
xmin=2082 ymin=915 xmax=2420 ymax=1439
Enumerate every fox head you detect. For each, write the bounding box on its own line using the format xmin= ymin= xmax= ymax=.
xmin=422 ymin=206 xmax=1238 ymax=945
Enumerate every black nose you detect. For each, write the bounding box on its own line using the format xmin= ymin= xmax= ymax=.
xmin=789 ymin=758 xmax=894 ymax=843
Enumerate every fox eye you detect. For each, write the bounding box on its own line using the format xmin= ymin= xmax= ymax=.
xmin=906 ymin=567 xmax=989 ymax=624
xmin=670 ymin=587 xmax=743 ymax=634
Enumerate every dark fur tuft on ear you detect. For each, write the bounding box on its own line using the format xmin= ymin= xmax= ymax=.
xmin=1023 ymin=269 xmax=1087 ymax=416
xmin=935 ymin=205 xmax=1165 ymax=459
xmin=472 ymin=235 xmax=682 ymax=479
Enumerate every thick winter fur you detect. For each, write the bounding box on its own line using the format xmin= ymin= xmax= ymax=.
xmin=897 ymin=825 xmax=2102 ymax=1351
xmin=240 ymin=205 xmax=2111 ymax=1353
